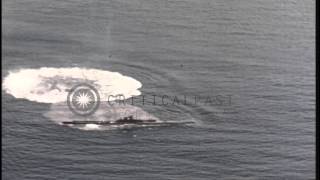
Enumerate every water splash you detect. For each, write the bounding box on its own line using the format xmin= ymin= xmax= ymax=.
xmin=3 ymin=67 xmax=142 ymax=103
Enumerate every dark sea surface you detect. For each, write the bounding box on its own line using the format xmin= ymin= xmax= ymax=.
xmin=2 ymin=0 xmax=315 ymax=179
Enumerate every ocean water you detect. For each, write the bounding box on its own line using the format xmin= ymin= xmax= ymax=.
xmin=2 ymin=0 xmax=315 ymax=179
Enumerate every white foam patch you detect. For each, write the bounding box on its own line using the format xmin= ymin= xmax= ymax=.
xmin=83 ymin=124 xmax=101 ymax=130
xmin=3 ymin=67 xmax=142 ymax=103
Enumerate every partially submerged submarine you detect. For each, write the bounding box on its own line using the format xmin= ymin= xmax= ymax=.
xmin=61 ymin=115 xmax=193 ymax=126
